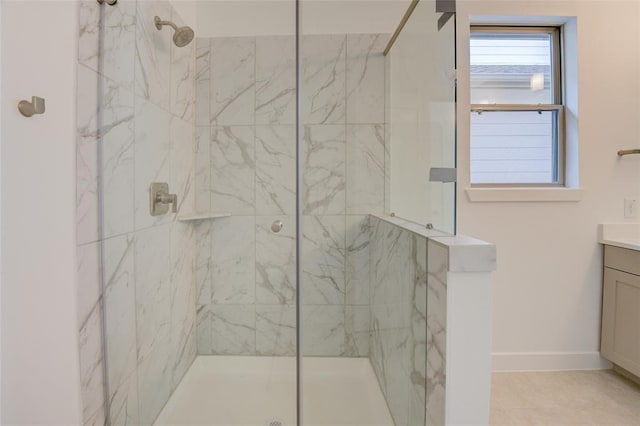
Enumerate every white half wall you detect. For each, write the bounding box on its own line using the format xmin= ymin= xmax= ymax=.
xmin=456 ymin=0 xmax=640 ymax=371
xmin=1 ymin=0 xmax=82 ymax=423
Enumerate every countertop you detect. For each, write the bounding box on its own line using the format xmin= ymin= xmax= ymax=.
xmin=599 ymin=223 xmax=640 ymax=252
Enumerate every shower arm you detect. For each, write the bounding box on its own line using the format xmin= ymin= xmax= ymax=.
xmin=618 ymin=149 xmax=640 ymax=157
xmin=154 ymin=17 xmax=178 ymax=31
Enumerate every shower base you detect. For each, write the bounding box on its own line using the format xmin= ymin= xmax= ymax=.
xmin=154 ymin=356 xmax=394 ymax=426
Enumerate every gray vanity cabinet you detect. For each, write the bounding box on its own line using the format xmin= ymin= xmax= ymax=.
xmin=601 ymin=245 xmax=640 ymax=378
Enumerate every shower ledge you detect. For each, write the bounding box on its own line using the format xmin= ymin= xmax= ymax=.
xmin=177 ymin=211 xmax=231 ymax=222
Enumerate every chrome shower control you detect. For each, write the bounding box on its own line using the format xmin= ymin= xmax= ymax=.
xmin=271 ymin=220 xmax=284 ymax=233
xmin=149 ymin=183 xmax=178 ymax=216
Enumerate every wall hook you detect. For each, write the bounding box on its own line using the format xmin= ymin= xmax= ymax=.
xmin=18 ymin=96 xmax=45 ymax=118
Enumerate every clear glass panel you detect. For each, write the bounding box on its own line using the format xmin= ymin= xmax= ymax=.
xmin=470 ymin=109 xmax=560 ymax=184
xmin=386 ymin=1 xmax=457 ymax=234
xmin=95 ymin=1 xmax=298 ymax=425
xmin=470 ymin=31 xmax=554 ymax=104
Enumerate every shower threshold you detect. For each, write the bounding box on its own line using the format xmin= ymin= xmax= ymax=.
xmin=154 ymin=356 xmax=394 ymax=426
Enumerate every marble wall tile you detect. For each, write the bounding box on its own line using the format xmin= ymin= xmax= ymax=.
xmin=195 ymin=221 xmax=212 ymax=306
xmin=102 ymin=77 xmax=135 ymax=239
xmin=256 ymin=36 xmax=296 ymax=125
xmin=134 ymin=98 xmax=172 ymax=230
xmin=196 ymin=304 xmax=212 ymax=354
xmin=345 ymin=305 xmax=369 ymax=357
xmin=302 ymin=35 xmax=346 ymax=124
xmin=78 ymin=0 xmax=100 ymax=73
xmin=256 ymin=305 xmax=296 ymax=356
xmin=345 ymin=215 xmax=370 ymax=306
xmin=134 ymin=224 xmax=172 ymax=426
xmin=78 ymin=295 xmax=106 ymax=426
xmin=255 ymin=126 xmax=296 ymax=215
xmin=256 ymin=216 xmax=296 ymax=305
xmin=76 ymin=65 xmax=100 ymax=245
xmin=170 ymin=8 xmax=195 ymax=121
xmin=170 ymin=116 xmax=195 ymax=214
xmin=102 ymin=234 xmax=139 ymax=426
xmin=135 ymin=0 xmax=172 ymax=110
xmin=346 ymin=34 xmax=386 ymax=124
xmin=102 ymin=0 xmax=137 ymax=92
xmin=194 ymin=127 xmax=211 ymax=212
xmin=195 ymin=39 xmax=211 ymax=126
xmin=170 ymin=222 xmax=197 ymax=388
xmin=211 ymin=305 xmax=256 ymax=355
xmin=303 ymin=125 xmax=346 ymax=215
xmin=77 ymin=242 xmax=101 ymax=329
xmin=210 ymin=126 xmax=256 ymax=214
xmin=303 ymin=305 xmax=345 ymax=356
xmin=346 ymin=124 xmax=385 ymax=215
xmin=426 ymin=240 xmax=448 ymax=426
xmin=302 ymin=215 xmax=346 ymax=305
xmin=211 ymin=216 xmax=256 ymax=304
xmin=210 ymin=37 xmax=255 ymax=125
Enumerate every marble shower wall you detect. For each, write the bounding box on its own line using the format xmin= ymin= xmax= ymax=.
xmin=194 ymin=33 xmax=387 ymax=357
xmin=369 ymin=215 xmax=428 ymax=426
xmin=76 ymin=1 xmax=197 ymax=425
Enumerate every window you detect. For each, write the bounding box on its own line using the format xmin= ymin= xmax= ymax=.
xmin=470 ymin=26 xmax=564 ymax=185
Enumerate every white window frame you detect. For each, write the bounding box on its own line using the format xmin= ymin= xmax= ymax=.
xmin=470 ymin=25 xmax=565 ymax=187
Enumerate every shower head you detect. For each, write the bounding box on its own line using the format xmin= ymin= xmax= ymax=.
xmin=154 ymin=16 xmax=194 ymax=48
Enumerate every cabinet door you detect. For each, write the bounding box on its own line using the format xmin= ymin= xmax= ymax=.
xmin=601 ymin=267 xmax=640 ymax=377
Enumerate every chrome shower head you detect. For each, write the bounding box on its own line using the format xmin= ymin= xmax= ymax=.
xmin=154 ymin=16 xmax=194 ymax=48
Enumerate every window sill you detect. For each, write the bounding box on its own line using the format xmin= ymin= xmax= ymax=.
xmin=466 ymin=187 xmax=584 ymax=203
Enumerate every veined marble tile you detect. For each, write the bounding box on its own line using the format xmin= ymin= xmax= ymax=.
xmin=381 ymin=328 xmax=411 ymax=426
xmin=346 ymin=34 xmax=386 ymax=124
xmin=302 ymin=215 xmax=346 ymax=305
xmin=76 ymin=65 xmax=100 ymax=245
xmin=134 ymin=225 xmax=172 ymax=426
xmin=211 ymin=305 xmax=256 ymax=355
xmin=346 ymin=124 xmax=385 ymax=215
xmin=210 ymin=126 xmax=256 ymax=214
xmin=302 ymin=305 xmax=345 ymax=356
xmin=345 ymin=305 xmax=369 ymax=357
xmin=194 ymin=127 xmax=211 ymax=213
xmin=345 ymin=215 xmax=370 ymax=306
xmin=170 ymin=222 xmax=196 ymax=389
xmin=256 ymin=305 xmax=296 ymax=356
xmin=302 ymin=35 xmax=346 ymax=124
xmin=195 ymin=220 xmax=212 ymax=306
xmin=170 ymin=7 xmax=195 ymax=121
xmin=134 ymin=98 xmax=172 ymax=230
xmin=78 ymin=291 xmax=105 ymax=426
xmin=255 ymin=215 xmax=296 ymax=305
xmin=426 ymin=239 xmax=448 ymax=426
xmin=104 ymin=0 xmax=136 ymax=91
xmin=195 ymin=39 xmax=211 ymax=126
xmin=78 ymin=0 xmax=100 ymax=73
xmin=211 ymin=216 xmax=256 ymax=304
xmin=101 ymin=76 xmax=135 ymax=239
xmin=210 ymin=37 xmax=255 ymax=125
xmin=76 ymin=242 xmax=100 ymax=328
xmin=303 ymin=125 xmax=346 ymax=215
xmin=102 ymin=234 xmax=139 ymax=426
xmin=255 ymin=125 xmax=296 ymax=215
xmin=135 ymin=0 xmax=172 ymax=110
xmin=170 ymin=116 xmax=195 ymax=215
xmin=196 ymin=304 xmax=212 ymax=354
xmin=256 ymin=36 xmax=296 ymax=125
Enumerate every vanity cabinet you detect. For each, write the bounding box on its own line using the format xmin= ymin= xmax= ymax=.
xmin=601 ymin=245 xmax=640 ymax=378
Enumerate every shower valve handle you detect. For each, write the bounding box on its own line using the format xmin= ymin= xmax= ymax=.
xmin=156 ymin=191 xmax=178 ymax=213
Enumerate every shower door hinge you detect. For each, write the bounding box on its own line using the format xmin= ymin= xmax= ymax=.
xmin=429 ymin=167 xmax=457 ymax=183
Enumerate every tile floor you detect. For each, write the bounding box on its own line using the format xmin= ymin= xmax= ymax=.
xmin=154 ymin=356 xmax=394 ymax=426
xmin=490 ymin=369 xmax=640 ymax=425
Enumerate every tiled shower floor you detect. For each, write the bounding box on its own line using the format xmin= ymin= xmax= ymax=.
xmin=154 ymin=356 xmax=395 ymax=426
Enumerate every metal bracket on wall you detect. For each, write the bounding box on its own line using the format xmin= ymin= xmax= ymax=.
xmin=97 ymin=0 xmax=117 ymax=5
xmin=429 ymin=167 xmax=457 ymax=183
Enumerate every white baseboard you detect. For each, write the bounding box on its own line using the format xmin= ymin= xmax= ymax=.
xmin=492 ymin=352 xmax=612 ymax=372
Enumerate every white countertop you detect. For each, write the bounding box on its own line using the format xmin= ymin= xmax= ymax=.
xmin=599 ymin=223 xmax=640 ymax=251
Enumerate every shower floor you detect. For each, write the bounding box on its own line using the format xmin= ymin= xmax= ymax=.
xmin=154 ymin=356 xmax=394 ymax=426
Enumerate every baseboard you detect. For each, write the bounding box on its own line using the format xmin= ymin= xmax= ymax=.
xmin=492 ymin=351 xmax=612 ymax=372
